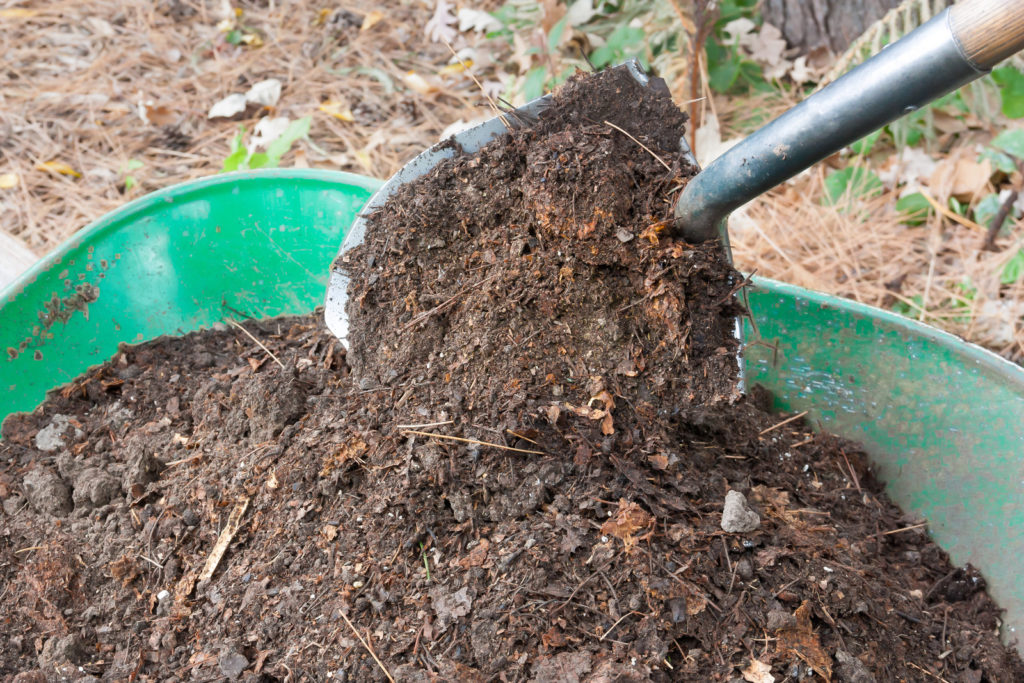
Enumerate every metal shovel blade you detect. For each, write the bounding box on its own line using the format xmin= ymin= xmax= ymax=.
xmin=323 ymin=60 xmax=665 ymax=346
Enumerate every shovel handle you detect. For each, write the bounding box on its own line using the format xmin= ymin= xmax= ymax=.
xmin=675 ymin=0 xmax=1024 ymax=243
xmin=950 ymin=0 xmax=1024 ymax=69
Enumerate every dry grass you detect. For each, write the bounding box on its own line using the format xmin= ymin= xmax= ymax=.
xmin=732 ymin=168 xmax=1024 ymax=362
xmin=1 ymin=0 xmax=1021 ymax=361
xmin=0 ymin=0 xmax=487 ymax=253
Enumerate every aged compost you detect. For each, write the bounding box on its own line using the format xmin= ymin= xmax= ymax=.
xmin=1 ymin=67 xmax=1021 ymax=682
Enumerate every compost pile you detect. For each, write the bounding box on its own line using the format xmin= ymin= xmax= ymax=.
xmin=2 ymin=67 xmax=1022 ymax=683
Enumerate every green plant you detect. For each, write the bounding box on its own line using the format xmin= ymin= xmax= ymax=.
xmin=823 ymin=166 xmax=882 ymax=205
xmin=1002 ymin=249 xmax=1024 ymax=285
xmin=992 ymin=65 xmax=1024 ymax=119
xmin=891 ymin=293 xmax=924 ymax=317
xmin=704 ymin=0 xmax=768 ymax=94
xmin=121 ymin=159 xmax=143 ymax=191
xmin=221 ymin=117 xmax=311 ymax=173
xmin=895 ymin=192 xmax=931 ymax=225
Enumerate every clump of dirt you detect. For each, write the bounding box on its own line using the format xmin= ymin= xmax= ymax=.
xmin=1 ymin=66 xmax=1022 ymax=683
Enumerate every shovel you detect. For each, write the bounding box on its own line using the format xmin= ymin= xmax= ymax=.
xmin=325 ymin=0 xmax=1024 ymax=346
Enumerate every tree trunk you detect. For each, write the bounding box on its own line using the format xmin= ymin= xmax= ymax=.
xmin=763 ymin=0 xmax=910 ymax=55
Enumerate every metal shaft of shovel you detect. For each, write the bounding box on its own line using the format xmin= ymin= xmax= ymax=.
xmin=675 ymin=0 xmax=1024 ymax=243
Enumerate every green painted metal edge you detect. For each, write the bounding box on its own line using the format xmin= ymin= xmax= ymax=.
xmin=1 ymin=169 xmax=382 ymax=421
xmin=1 ymin=169 xmax=1021 ymax=650
xmin=743 ymin=277 xmax=1024 ymax=649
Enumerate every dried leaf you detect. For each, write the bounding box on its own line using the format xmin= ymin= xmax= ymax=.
xmin=424 ymin=0 xmax=457 ymax=44
xmin=35 ymin=161 xmax=80 ymax=177
xmin=742 ymin=658 xmax=776 ymax=683
xmin=601 ymin=499 xmax=653 ymax=549
xmin=319 ymin=100 xmax=355 ymax=122
xmin=0 ymin=173 xmax=18 ymax=189
xmin=439 ymin=60 xmax=473 ymax=77
xmin=456 ymin=538 xmax=490 ymax=569
xmin=208 ymin=93 xmax=248 ymax=119
xmin=776 ymin=601 xmax=832 ymax=681
xmin=321 ymin=524 xmax=338 ymax=541
xmin=404 ymin=71 xmax=441 ymax=95
xmin=929 ymin=156 xmax=992 ymax=201
xmin=361 ymin=10 xmax=385 ymax=31
xmin=458 ymin=8 xmax=501 ymax=33
xmin=245 ymin=79 xmax=282 ymax=107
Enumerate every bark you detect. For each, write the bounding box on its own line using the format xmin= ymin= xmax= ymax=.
xmin=763 ymin=0 xmax=908 ymax=55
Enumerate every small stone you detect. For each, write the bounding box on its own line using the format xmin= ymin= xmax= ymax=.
xmin=615 ymin=228 xmax=635 ymax=243
xmin=721 ymin=490 xmax=760 ymax=533
xmin=834 ymin=650 xmax=876 ymax=683
xmin=766 ymin=609 xmax=796 ymax=631
xmin=736 ymin=558 xmax=754 ymax=580
xmin=34 ymin=414 xmax=82 ymax=452
xmin=218 ymin=651 xmax=249 ymax=680
xmin=23 ymin=467 xmax=73 ymax=516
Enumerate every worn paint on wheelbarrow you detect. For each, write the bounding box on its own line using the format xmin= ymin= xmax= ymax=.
xmin=0 ymin=170 xmax=1022 ymax=652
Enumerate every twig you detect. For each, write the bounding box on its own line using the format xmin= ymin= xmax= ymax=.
xmin=14 ymin=546 xmax=43 ymax=554
xmin=919 ymin=190 xmax=986 ymax=234
xmin=395 ymin=420 xmax=454 ymax=430
xmin=906 ymin=661 xmax=951 ymax=682
xmin=440 ymin=38 xmax=508 ymax=128
xmin=603 ymin=120 xmax=672 ymax=171
xmin=339 ymin=610 xmax=396 ymax=683
xmin=401 ymin=430 xmax=546 ymax=455
xmin=881 ymin=522 xmax=927 ymax=536
xmin=199 ymin=497 xmax=250 ymax=582
xmin=984 ymin=186 xmax=1019 ymax=251
xmin=226 ymin=319 xmax=285 ymax=370
xmin=841 ymin=449 xmax=862 ymax=493
xmin=600 ymin=612 xmax=635 ymax=641
xmin=759 ymin=410 xmax=808 ymax=436
xmin=401 ymin=273 xmax=499 ymax=333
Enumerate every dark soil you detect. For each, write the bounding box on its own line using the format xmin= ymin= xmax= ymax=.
xmin=2 ymin=66 xmax=1022 ymax=683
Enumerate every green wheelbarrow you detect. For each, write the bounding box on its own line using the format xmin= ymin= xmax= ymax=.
xmin=1 ymin=169 xmax=1023 ymax=651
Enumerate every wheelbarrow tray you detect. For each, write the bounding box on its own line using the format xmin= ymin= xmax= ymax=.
xmin=2 ymin=170 xmax=1022 ymax=649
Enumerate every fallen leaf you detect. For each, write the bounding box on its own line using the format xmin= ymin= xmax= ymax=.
xmin=424 ymin=0 xmax=457 ymax=44
xmin=929 ymin=156 xmax=992 ymax=201
xmin=35 ymin=161 xmax=80 ymax=178
xmin=321 ymin=524 xmax=338 ymax=541
xmin=540 ymin=0 xmax=566 ymax=34
xmin=208 ymin=93 xmax=247 ymax=119
xmin=439 ymin=59 xmax=473 ymax=77
xmin=458 ymin=8 xmax=501 ymax=33
xmin=601 ymin=499 xmax=653 ymax=550
xmin=404 ymin=71 xmax=441 ymax=95
xmin=319 ymin=100 xmax=354 ymax=122
xmin=456 ymin=538 xmax=490 ymax=569
xmin=742 ymin=658 xmax=776 ymax=683
xmin=251 ymin=116 xmax=291 ymax=148
xmin=0 ymin=173 xmax=18 ymax=189
xmin=430 ymin=585 xmax=473 ymax=632
xmin=266 ymin=470 xmax=279 ymax=489
xmin=361 ymin=10 xmax=385 ymax=31
xmin=776 ymin=601 xmax=832 ymax=681
xmin=742 ymin=22 xmax=787 ymax=68
xmin=245 ymin=78 xmax=282 ymax=107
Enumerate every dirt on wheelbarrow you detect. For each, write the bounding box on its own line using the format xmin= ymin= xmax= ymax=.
xmin=1 ymin=66 xmax=1022 ymax=682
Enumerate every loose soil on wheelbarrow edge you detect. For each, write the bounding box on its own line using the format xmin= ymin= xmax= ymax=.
xmin=1 ymin=66 xmax=1021 ymax=682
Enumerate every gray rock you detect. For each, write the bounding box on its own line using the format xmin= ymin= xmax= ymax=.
xmin=218 ymin=651 xmax=249 ymax=680
xmin=721 ymin=490 xmax=760 ymax=533
xmin=72 ymin=467 xmax=122 ymax=509
xmin=35 ymin=414 xmax=82 ymax=452
xmin=23 ymin=467 xmax=73 ymax=516
xmin=835 ymin=650 xmax=876 ymax=683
